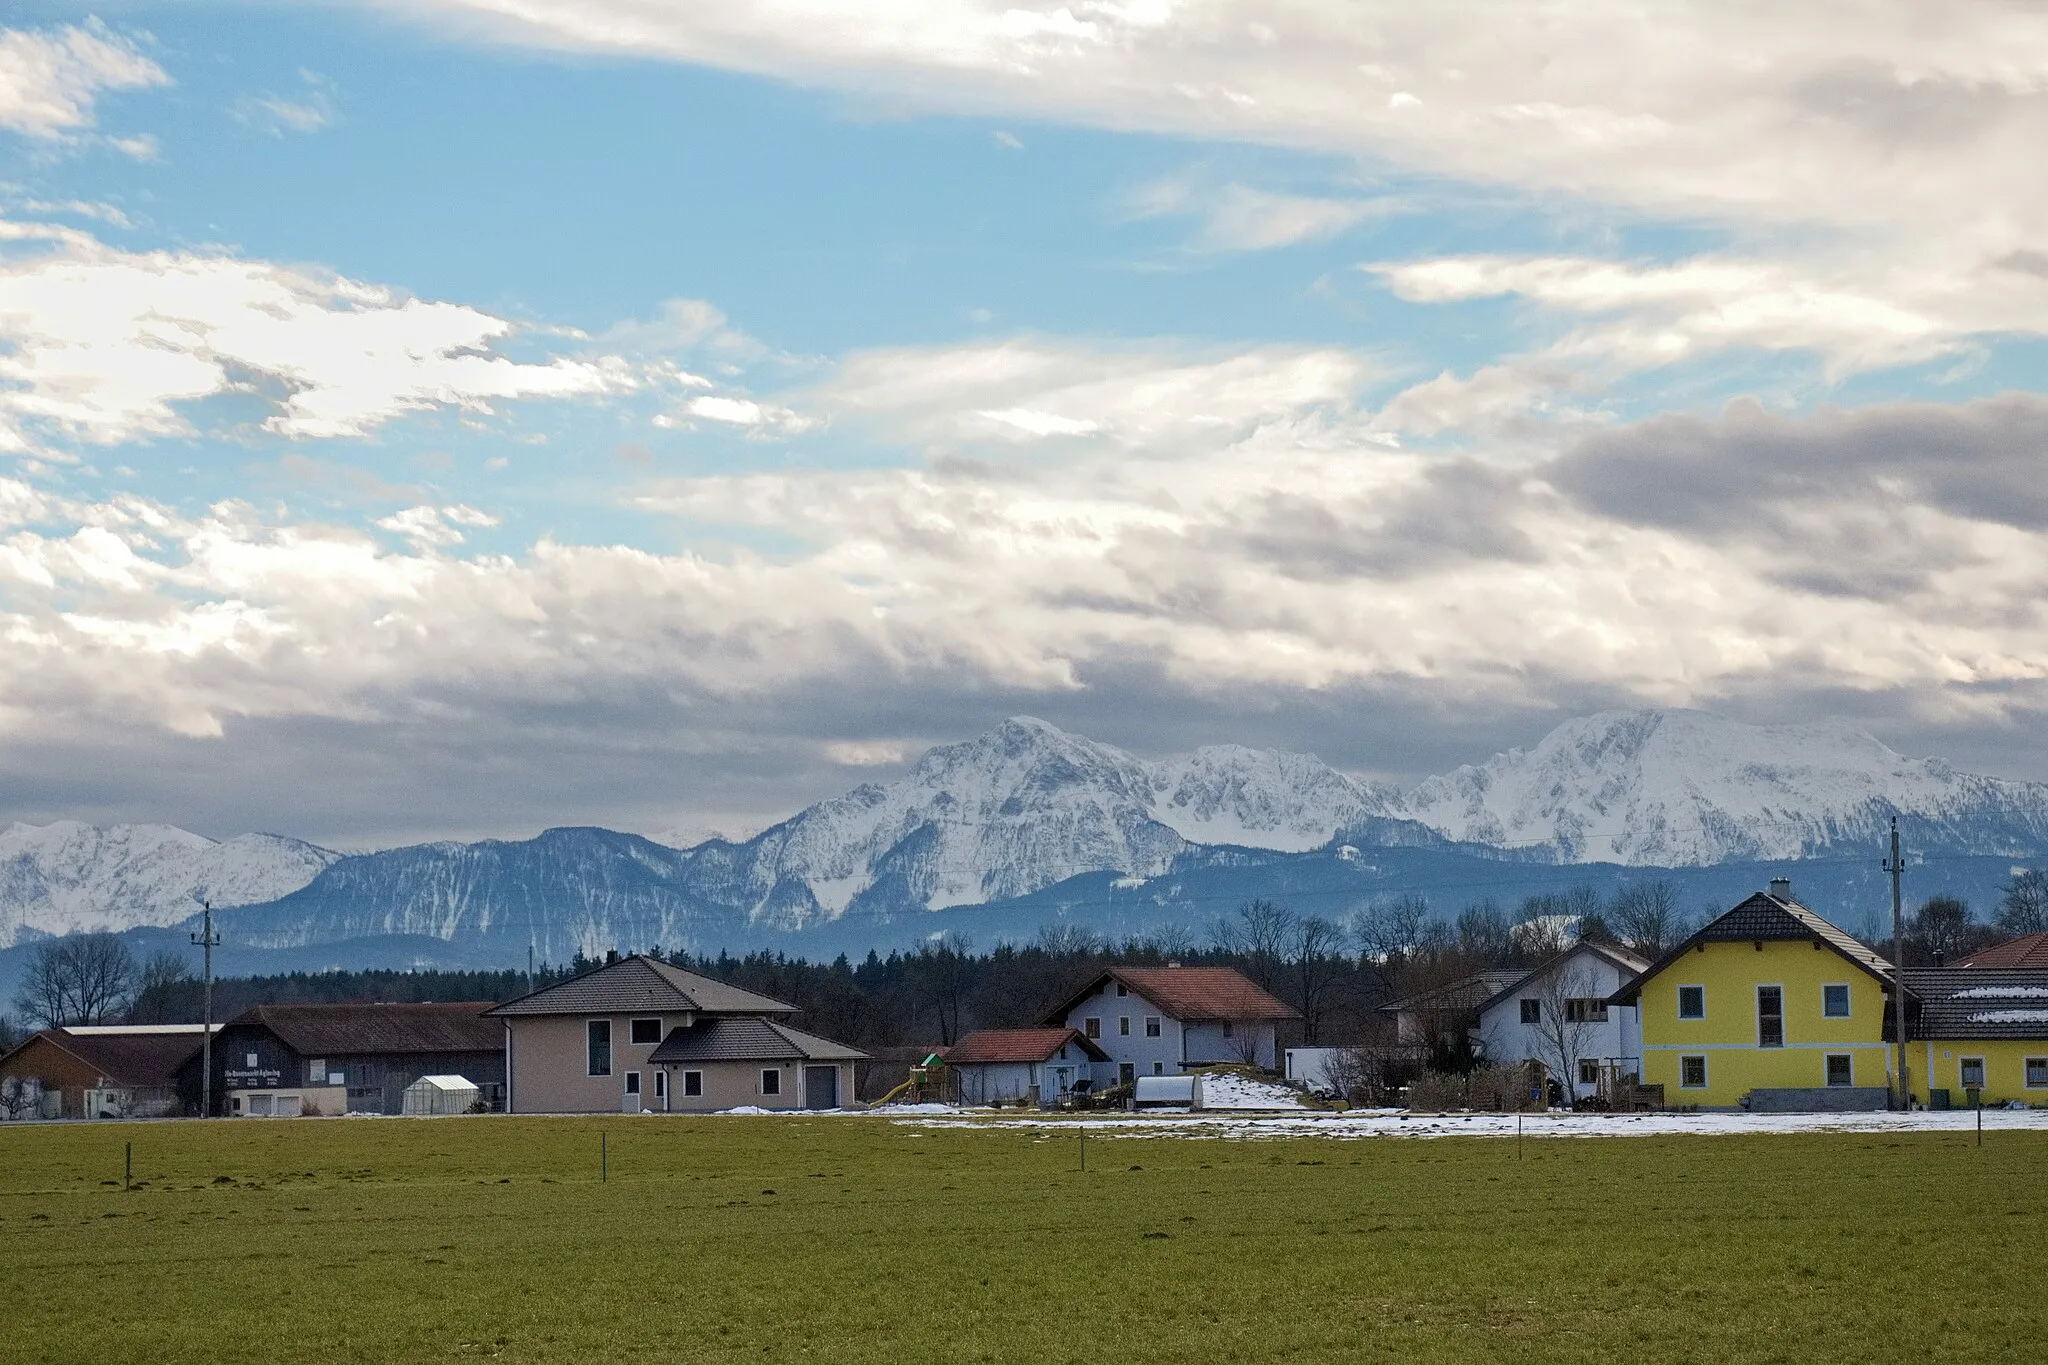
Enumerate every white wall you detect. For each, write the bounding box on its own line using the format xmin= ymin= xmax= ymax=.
xmin=1057 ymin=985 xmax=1187 ymax=1077
xmin=1475 ymin=950 xmax=1641 ymax=1097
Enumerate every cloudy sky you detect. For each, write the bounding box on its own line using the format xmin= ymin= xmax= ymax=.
xmin=4 ymin=3 xmax=2048 ymax=847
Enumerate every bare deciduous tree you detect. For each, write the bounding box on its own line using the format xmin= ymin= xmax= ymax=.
xmin=1530 ymin=959 xmax=1600 ymax=1108
xmin=1291 ymin=915 xmax=1347 ymax=1044
xmin=12 ymin=933 xmax=138 ymax=1027
xmin=1352 ymin=895 xmax=1428 ymax=964
xmin=1212 ymin=899 xmax=1293 ymax=991
xmin=130 ymin=951 xmax=193 ymax=1023
xmin=1997 ymin=870 xmax=2048 ymax=936
xmin=1608 ymin=879 xmax=1682 ymax=956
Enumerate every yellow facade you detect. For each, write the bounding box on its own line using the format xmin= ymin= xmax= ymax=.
xmin=1909 ymin=1039 xmax=2048 ymax=1107
xmin=1637 ymin=939 xmax=1892 ymax=1108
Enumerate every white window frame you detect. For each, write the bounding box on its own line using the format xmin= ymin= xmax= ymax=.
xmin=1679 ymin=1055 xmax=1708 ymax=1089
xmin=1519 ymin=999 xmax=1541 ymax=1025
xmin=2024 ymin=1057 xmax=2048 ymax=1089
xmin=1152 ymin=1061 xmax=1164 ymax=1075
xmin=1959 ymin=1056 xmax=1986 ymax=1090
xmin=1677 ymin=985 xmax=1706 ymax=1020
xmin=1083 ymin=1017 xmax=1100 ymax=1039
xmin=1823 ymin=1053 xmax=1853 ymax=1088
xmin=1821 ymin=984 xmax=1851 ymax=1019
xmin=586 ymin=1019 xmax=612 ymax=1077
xmin=760 ymin=1067 xmax=781 ymax=1097
xmin=629 ymin=1017 xmax=663 ymax=1046
xmin=683 ymin=1070 xmax=703 ymax=1098
xmin=1115 ymin=982 xmax=1129 ymax=998
xmin=624 ymin=1071 xmax=641 ymax=1097
xmin=1145 ymin=1016 xmax=1162 ymax=1037
xmin=653 ymin=1071 xmax=666 ymax=1100
xmin=1577 ymin=1059 xmax=1600 ymax=1087
xmin=1119 ymin=1016 xmax=1131 ymax=1036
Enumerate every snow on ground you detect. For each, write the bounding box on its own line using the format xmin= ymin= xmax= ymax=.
xmin=1196 ymin=1072 xmax=1308 ymax=1110
xmin=893 ymin=1107 xmax=2048 ymax=1141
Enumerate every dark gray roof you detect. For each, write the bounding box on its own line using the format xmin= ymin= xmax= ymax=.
xmin=230 ymin=1003 xmax=501 ymax=1055
xmin=1612 ymin=893 xmax=1898 ymax=1004
xmin=1902 ymin=969 xmax=2048 ymax=1041
xmin=1476 ymin=941 xmax=1652 ymax=1018
xmin=1379 ymin=970 xmax=1525 ymax=1017
xmin=647 ymin=1016 xmax=866 ymax=1064
xmin=486 ymin=956 xmax=797 ymax=1018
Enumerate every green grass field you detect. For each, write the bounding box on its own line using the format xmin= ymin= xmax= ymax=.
xmin=1 ymin=1115 xmax=2041 ymax=1364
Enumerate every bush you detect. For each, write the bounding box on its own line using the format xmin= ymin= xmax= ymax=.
xmin=1406 ymin=1063 xmax=1545 ymax=1112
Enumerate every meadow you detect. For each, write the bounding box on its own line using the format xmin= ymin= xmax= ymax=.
xmin=1 ymin=1114 xmax=2042 ymax=1364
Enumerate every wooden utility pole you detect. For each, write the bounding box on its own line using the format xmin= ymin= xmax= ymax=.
xmin=1886 ymin=819 xmax=1910 ymax=1110
xmin=191 ymin=900 xmax=219 ymax=1118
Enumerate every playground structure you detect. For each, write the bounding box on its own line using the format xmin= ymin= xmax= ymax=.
xmin=869 ymin=1053 xmax=952 ymax=1107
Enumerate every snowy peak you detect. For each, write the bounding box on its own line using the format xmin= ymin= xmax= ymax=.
xmin=1401 ymin=708 xmax=2048 ymax=865
xmin=1148 ymin=744 xmax=1399 ymax=852
xmin=0 ymin=821 xmax=338 ymax=947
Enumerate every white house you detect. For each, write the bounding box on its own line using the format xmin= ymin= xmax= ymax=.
xmin=1038 ymin=967 xmax=1300 ymax=1084
xmin=945 ymin=1028 xmax=1110 ymax=1105
xmin=1473 ymin=941 xmax=1649 ymax=1100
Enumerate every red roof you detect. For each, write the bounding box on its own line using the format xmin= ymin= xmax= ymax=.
xmin=946 ymin=1028 xmax=1106 ymax=1064
xmin=1956 ymin=932 xmax=2048 ymax=969
xmin=1040 ymin=966 xmax=1300 ymax=1026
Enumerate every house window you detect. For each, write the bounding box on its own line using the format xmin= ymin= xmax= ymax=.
xmin=1824 ymin=1054 xmax=1853 ymax=1088
xmin=1756 ymin=986 xmax=1784 ymax=1048
xmin=2025 ymin=1058 xmax=2047 ymax=1088
xmin=630 ymin=1018 xmax=662 ymax=1045
xmin=1119 ymin=1017 xmax=1131 ymax=1036
xmin=760 ymin=1068 xmax=781 ymax=1096
xmin=1564 ymin=999 xmax=1610 ymax=1024
xmin=1153 ymin=1062 xmax=1164 ymax=1075
xmin=1145 ymin=1016 xmax=1162 ymax=1037
xmin=1222 ymin=1020 xmax=1235 ymax=1038
xmin=624 ymin=1071 xmax=641 ymax=1096
xmin=1822 ymin=984 xmax=1851 ymax=1018
xmin=1680 ymin=1056 xmax=1707 ymax=1088
xmin=683 ymin=1070 xmax=703 ymax=1097
xmin=1116 ymin=982 xmax=1128 ymax=997
xmin=1519 ymin=999 xmax=1541 ymax=1025
xmin=1677 ymin=986 xmax=1705 ymax=1019
xmin=1960 ymin=1057 xmax=1985 ymax=1090
xmin=306 ymin=1058 xmax=327 ymax=1085
xmin=1577 ymin=1059 xmax=1600 ymax=1086
xmin=653 ymin=1071 xmax=666 ymax=1100
xmin=1118 ymin=1063 xmax=1135 ymax=1086
xmin=587 ymin=1020 xmax=612 ymax=1076
xmin=1083 ymin=1017 xmax=1100 ymax=1039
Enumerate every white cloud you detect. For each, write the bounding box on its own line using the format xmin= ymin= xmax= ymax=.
xmin=0 ymin=21 xmax=168 ymax=141
xmin=0 ymin=216 xmax=635 ymax=451
xmin=368 ymin=2 xmax=2048 ymax=250
xmin=1130 ymin=178 xmax=1395 ymax=251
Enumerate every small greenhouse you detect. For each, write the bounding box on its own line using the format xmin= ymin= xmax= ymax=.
xmin=401 ymin=1074 xmax=480 ymax=1116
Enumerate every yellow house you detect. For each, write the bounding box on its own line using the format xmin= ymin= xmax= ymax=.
xmin=1612 ymin=880 xmax=1901 ymax=1110
xmin=1899 ymin=969 xmax=2048 ymax=1107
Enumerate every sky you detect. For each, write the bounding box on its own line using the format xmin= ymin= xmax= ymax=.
xmin=4 ymin=2 xmax=2048 ymax=848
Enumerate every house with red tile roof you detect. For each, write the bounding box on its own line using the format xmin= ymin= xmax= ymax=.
xmin=1039 ymin=966 xmax=1299 ymax=1084
xmin=1956 ymin=932 xmax=2048 ymax=969
xmin=945 ymin=1027 xmax=1109 ymax=1105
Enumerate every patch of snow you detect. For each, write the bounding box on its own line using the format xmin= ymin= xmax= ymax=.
xmin=893 ymin=1107 xmax=2048 ymax=1140
xmin=1198 ymin=1071 xmax=1308 ymax=1110
xmin=720 ymin=1105 xmax=774 ymax=1115
xmin=1965 ymin=1009 xmax=2048 ymax=1024
xmin=1952 ymin=986 xmax=2048 ymax=1000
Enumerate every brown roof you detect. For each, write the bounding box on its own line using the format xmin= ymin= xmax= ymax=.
xmin=486 ymin=956 xmax=797 ymax=1018
xmin=230 ymin=1003 xmax=502 ymax=1056
xmin=1955 ymin=933 xmax=2048 ymax=969
xmin=2 ymin=1028 xmax=206 ymax=1087
xmin=1041 ymin=966 xmax=1300 ymax=1027
xmin=946 ymin=1028 xmax=1109 ymax=1065
xmin=1379 ymin=969 xmax=1525 ymax=1017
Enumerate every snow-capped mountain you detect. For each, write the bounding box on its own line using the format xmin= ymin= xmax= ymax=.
xmin=0 ymin=821 xmax=338 ymax=947
xmin=698 ymin=717 xmax=1392 ymax=928
xmin=1402 ymin=709 xmax=2048 ymax=865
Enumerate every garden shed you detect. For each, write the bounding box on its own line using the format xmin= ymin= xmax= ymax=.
xmin=401 ymin=1074 xmax=479 ymax=1115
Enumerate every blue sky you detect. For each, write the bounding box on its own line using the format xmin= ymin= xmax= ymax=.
xmin=5 ymin=3 xmax=2048 ymax=844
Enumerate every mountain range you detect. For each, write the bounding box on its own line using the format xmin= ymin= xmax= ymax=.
xmin=6 ymin=709 xmax=2048 ymax=965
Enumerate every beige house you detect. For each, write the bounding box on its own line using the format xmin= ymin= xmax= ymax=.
xmin=486 ymin=955 xmax=865 ymax=1113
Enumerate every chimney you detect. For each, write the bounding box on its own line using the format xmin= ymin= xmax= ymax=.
xmin=1769 ymin=877 xmax=1792 ymax=901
